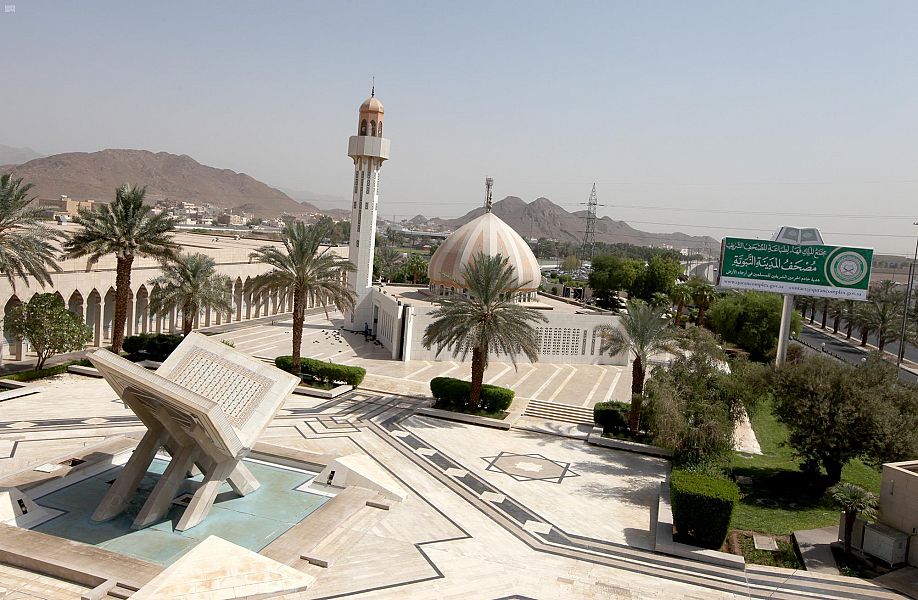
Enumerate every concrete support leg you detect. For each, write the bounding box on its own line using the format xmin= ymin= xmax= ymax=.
xmin=175 ymin=459 xmax=236 ymax=532
xmin=132 ymin=444 xmax=197 ymax=529
xmin=92 ymin=427 xmax=166 ymax=522
xmin=227 ymin=461 xmax=260 ymax=496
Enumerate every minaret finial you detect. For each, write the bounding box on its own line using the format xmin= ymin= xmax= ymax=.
xmin=485 ymin=177 xmax=494 ymax=213
xmin=371 ymin=76 xmax=375 ymax=97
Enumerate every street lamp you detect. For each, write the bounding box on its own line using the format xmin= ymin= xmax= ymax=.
xmin=896 ymin=221 xmax=918 ymax=367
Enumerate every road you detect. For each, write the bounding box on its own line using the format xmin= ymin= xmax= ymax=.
xmin=796 ymin=326 xmax=918 ymax=384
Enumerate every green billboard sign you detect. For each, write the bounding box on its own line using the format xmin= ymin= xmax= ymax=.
xmin=718 ymin=237 xmax=873 ymax=300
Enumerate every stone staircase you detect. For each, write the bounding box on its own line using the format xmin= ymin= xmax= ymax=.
xmin=522 ymin=399 xmax=595 ymax=425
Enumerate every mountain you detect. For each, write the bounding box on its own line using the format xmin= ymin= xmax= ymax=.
xmin=430 ymin=196 xmax=718 ymax=250
xmin=2 ymin=149 xmax=320 ymax=217
xmin=0 ymin=144 xmax=44 ymax=165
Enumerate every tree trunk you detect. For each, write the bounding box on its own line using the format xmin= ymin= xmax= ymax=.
xmin=845 ymin=322 xmax=852 ymax=339
xmin=696 ymin=307 xmax=706 ymax=328
xmin=470 ymin=346 xmax=484 ymax=410
xmin=182 ymin=302 xmax=194 ymax=335
xmin=833 ymin=316 xmax=840 ymax=334
xmin=843 ymin=510 xmax=856 ymax=554
xmin=291 ymin=286 xmax=304 ymax=375
xmin=628 ymin=356 xmax=645 ymax=434
xmin=861 ymin=327 xmax=869 ymax=347
xmin=674 ymin=303 xmax=683 ymax=326
xmin=878 ymin=335 xmax=885 ymax=352
xmin=824 ymin=458 xmax=843 ymax=485
xmin=821 ymin=305 xmax=828 ymax=329
xmin=809 ymin=308 xmax=815 ymax=324
xmin=111 ymin=255 xmax=134 ymax=354
xmin=35 ymin=352 xmax=47 ymax=370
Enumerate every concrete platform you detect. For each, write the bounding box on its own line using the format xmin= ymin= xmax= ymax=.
xmin=793 ymin=525 xmax=841 ymax=574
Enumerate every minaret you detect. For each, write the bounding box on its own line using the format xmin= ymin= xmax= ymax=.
xmin=346 ymin=88 xmax=390 ymax=328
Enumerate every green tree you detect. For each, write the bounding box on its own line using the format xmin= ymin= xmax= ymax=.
xmin=5 ymin=293 xmax=91 ymax=369
xmin=148 ymin=253 xmax=232 ymax=335
xmin=374 ymin=246 xmax=402 ymax=282
xmin=670 ymin=283 xmax=693 ymax=327
xmin=708 ymin=291 xmax=800 ymax=361
xmin=860 ymin=280 xmax=903 ymax=352
xmin=830 ymin=483 xmax=877 ymax=554
xmin=63 ymin=185 xmax=178 ymax=353
xmin=422 ymin=253 xmax=548 ymax=409
xmin=588 ymin=255 xmax=642 ymax=310
xmin=595 ymin=300 xmax=676 ymax=433
xmin=561 ymin=254 xmax=580 ymax=273
xmin=772 ymin=354 xmax=918 ymax=483
xmin=686 ymin=277 xmax=717 ymax=327
xmin=0 ymin=174 xmax=61 ymax=289
xmin=404 ymin=254 xmax=428 ymax=284
xmin=249 ymin=222 xmax=356 ymax=374
xmin=629 ymin=255 xmax=682 ymax=301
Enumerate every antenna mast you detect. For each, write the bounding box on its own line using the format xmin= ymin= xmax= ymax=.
xmin=579 ymin=183 xmax=602 ymax=268
xmin=485 ymin=177 xmax=494 ymax=212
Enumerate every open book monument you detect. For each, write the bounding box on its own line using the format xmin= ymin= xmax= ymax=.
xmin=87 ymin=332 xmax=300 ymax=531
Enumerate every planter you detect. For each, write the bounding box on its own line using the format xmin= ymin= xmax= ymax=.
xmin=66 ymin=365 xmax=103 ymax=378
xmin=292 ymin=383 xmax=353 ymax=399
xmin=0 ymin=379 xmax=44 ymax=401
xmin=586 ymin=427 xmax=672 ymax=458
xmin=415 ymin=406 xmax=512 ymax=430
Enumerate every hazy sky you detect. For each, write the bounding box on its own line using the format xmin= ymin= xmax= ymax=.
xmin=3 ymin=1 xmax=918 ymax=254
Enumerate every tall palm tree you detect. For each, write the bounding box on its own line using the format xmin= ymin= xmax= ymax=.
xmin=669 ymin=283 xmax=692 ymax=327
xmin=861 ymin=280 xmax=904 ymax=352
xmin=830 ymin=482 xmax=877 ymax=554
xmin=819 ymin=297 xmax=832 ymax=329
xmin=148 ymin=253 xmax=232 ymax=335
xmin=249 ymin=222 xmax=355 ymax=374
xmin=422 ymin=252 xmax=548 ymax=409
xmin=830 ymin=299 xmax=857 ymax=338
xmin=795 ymin=295 xmax=815 ymax=320
xmin=63 ymin=185 xmax=177 ymax=353
xmin=687 ymin=278 xmax=716 ymax=327
xmin=0 ymin=174 xmax=61 ymax=289
xmin=596 ymin=299 xmax=675 ymax=433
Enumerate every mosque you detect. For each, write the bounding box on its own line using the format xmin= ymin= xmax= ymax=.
xmin=343 ymin=93 xmax=625 ymax=366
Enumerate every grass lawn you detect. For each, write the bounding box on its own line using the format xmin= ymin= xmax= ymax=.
xmin=730 ymin=400 xmax=881 ymax=535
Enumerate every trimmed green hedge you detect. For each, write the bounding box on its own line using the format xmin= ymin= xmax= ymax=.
xmin=122 ymin=333 xmax=183 ymax=362
xmin=670 ymin=469 xmax=739 ymax=549
xmin=594 ymin=402 xmax=630 ymax=434
xmin=274 ymin=356 xmax=366 ymax=386
xmin=2 ymin=362 xmax=73 ymax=382
xmin=429 ymin=376 xmax=515 ymax=413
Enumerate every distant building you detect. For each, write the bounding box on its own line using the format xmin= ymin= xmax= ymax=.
xmin=37 ymin=195 xmax=96 ymax=217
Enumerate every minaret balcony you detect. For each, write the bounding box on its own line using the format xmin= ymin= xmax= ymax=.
xmin=348 ymin=136 xmax=390 ymax=161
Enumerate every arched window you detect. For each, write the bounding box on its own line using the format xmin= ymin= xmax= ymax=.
xmin=360 ymin=119 xmax=367 ymax=135
xmin=370 ymin=120 xmax=376 ymax=136
xmin=378 ymin=122 xmax=383 ymax=136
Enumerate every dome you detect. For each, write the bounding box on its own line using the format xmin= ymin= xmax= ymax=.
xmin=360 ymin=96 xmax=384 ymax=114
xmin=428 ymin=212 xmax=541 ymax=294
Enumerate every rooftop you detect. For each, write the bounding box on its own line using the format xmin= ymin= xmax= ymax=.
xmin=377 ymin=284 xmax=602 ymax=315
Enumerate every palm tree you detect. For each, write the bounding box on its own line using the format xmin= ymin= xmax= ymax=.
xmin=374 ymin=246 xmax=402 ymax=282
xmin=249 ymin=222 xmax=356 ymax=374
xmin=148 ymin=253 xmax=232 ymax=335
xmin=819 ymin=298 xmax=832 ymax=329
xmin=422 ymin=252 xmax=548 ymax=409
xmin=0 ymin=174 xmax=61 ymax=289
xmin=63 ymin=185 xmax=178 ymax=353
xmin=831 ymin=299 xmax=857 ymax=338
xmin=861 ymin=280 xmax=904 ymax=352
xmin=670 ymin=284 xmax=692 ymax=327
xmin=405 ymin=254 xmax=428 ymax=284
xmin=595 ymin=299 xmax=675 ymax=433
xmin=830 ymin=482 xmax=877 ymax=554
xmin=686 ymin=278 xmax=716 ymax=327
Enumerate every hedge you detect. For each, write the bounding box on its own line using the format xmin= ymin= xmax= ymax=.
xmin=122 ymin=333 xmax=183 ymax=361
xmin=593 ymin=402 xmax=630 ymax=434
xmin=274 ymin=356 xmax=366 ymax=386
xmin=2 ymin=362 xmax=73 ymax=382
xmin=670 ymin=469 xmax=739 ymax=550
xmin=429 ymin=376 xmax=515 ymax=414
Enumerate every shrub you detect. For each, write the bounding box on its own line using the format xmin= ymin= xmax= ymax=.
xmin=429 ymin=376 xmax=514 ymax=413
xmin=593 ymin=402 xmax=630 ymax=434
xmin=122 ymin=333 xmax=183 ymax=361
xmin=274 ymin=356 xmax=366 ymax=386
xmin=670 ymin=469 xmax=739 ymax=549
xmin=2 ymin=363 xmax=73 ymax=382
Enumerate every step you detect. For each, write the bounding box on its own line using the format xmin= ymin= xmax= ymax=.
xmin=523 ymin=399 xmax=595 ymax=424
xmin=107 ymin=584 xmax=138 ymax=599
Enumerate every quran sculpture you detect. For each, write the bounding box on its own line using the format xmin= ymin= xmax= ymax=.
xmin=87 ymin=332 xmax=300 ymax=531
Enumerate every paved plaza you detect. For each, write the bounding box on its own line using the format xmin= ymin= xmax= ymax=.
xmin=211 ymin=312 xmax=634 ymax=407
xmin=0 ymin=361 xmax=904 ymax=598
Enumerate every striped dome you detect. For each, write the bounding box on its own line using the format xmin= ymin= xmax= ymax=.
xmin=428 ymin=212 xmax=541 ymax=292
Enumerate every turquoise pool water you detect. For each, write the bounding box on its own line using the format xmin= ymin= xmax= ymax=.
xmin=33 ymin=457 xmax=328 ymax=565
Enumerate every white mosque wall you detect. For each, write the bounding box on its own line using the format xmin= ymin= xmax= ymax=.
xmin=401 ymin=305 xmax=628 ymax=366
xmin=370 ymin=290 xmax=405 ymax=360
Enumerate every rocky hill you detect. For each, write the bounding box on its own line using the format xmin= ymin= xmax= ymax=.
xmin=1 ymin=149 xmax=320 ymax=217
xmin=427 ymin=196 xmax=717 ymax=250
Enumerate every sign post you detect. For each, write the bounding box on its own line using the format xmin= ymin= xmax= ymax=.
xmin=718 ymin=236 xmax=873 ymax=365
